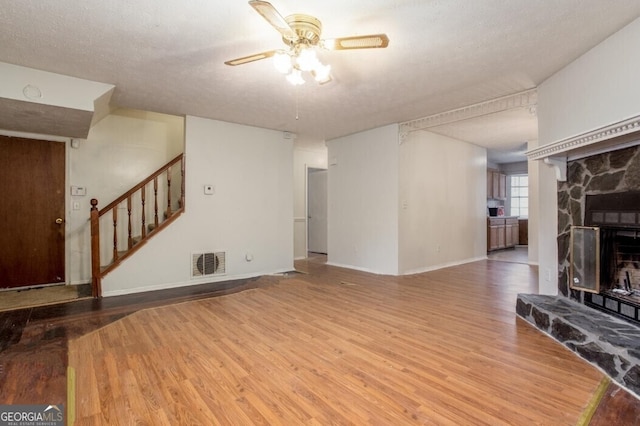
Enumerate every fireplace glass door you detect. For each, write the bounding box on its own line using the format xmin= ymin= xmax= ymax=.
xmin=570 ymin=226 xmax=600 ymax=293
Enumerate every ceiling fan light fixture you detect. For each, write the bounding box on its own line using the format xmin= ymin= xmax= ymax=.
xmin=273 ymin=50 xmax=292 ymax=73
xmin=227 ymin=2 xmax=390 ymax=86
xmin=312 ymin=63 xmax=331 ymax=83
xmin=286 ymin=69 xmax=305 ymax=86
xmin=296 ymin=46 xmax=319 ymax=72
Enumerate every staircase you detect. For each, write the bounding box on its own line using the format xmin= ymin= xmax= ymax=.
xmin=90 ymin=154 xmax=185 ymax=297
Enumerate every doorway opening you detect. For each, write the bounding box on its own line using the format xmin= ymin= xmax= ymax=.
xmin=307 ymin=167 xmax=327 ymax=258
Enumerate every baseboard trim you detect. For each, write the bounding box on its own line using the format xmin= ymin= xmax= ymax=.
xmin=102 ymin=268 xmax=292 ymax=297
xmin=401 ymin=256 xmax=487 ymax=276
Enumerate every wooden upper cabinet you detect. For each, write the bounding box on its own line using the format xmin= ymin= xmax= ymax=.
xmin=487 ymin=170 xmax=507 ymax=200
xmin=498 ymin=173 xmax=507 ymax=199
xmin=492 ymin=172 xmax=500 ymax=199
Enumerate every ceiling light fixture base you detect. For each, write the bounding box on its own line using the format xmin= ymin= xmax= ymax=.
xmin=283 ymin=14 xmax=322 ymax=46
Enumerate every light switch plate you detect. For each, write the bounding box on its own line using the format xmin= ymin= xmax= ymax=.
xmin=204 ymin=184 xmax=214 ymax=195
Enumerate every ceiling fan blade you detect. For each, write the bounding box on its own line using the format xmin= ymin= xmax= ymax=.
xmin=224 ymin=50 xmax=277 ymax=66
xmin=325 ymin=34 xmax=389 ymax=50
xmin=249 ymin=0 xmax=297 ymax=41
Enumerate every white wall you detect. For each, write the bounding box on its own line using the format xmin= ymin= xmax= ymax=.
xmin=102 ymin=117 xmax=293 ymax=296
xmin=535 ymin=17 xmax=640 ymax=294
xmin=68 ymin=109 xmax=184 ymax=284
xmin=536 ymin=158 xmax=558 ymax=294
xmin=326 ymin=125 xmax=399 ymax=275
xmin=293 ymin=144 xmax=328 ymax=259
xmin=399 ymin=131 xmax=487 ymax=274
xmin=538 ymin=18 xmax=640 ymax=145
xmin=527 ymin=158 xmax=539 ymax=266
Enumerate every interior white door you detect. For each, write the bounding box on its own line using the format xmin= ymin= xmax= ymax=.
xmin=308 ymin=168 xmax=328 ymax=254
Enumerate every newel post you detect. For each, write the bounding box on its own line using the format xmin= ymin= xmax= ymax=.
xmin=90 ymin=198 xmax=102 ymax=298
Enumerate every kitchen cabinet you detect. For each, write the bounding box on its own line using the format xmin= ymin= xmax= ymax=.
xmin=488 ymin=218 xmax=505 ymax=251
xmin=487 ymin=170 xmax=507 ymax=200
xmin=518 ymin=218 xmax=528 ymax=245
xmin=487 ymin=217 xmax=519 ymax=252
xmin=505 ymin=217 xmax=519 ymax=247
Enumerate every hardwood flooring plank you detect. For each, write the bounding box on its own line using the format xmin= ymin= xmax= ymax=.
xmin=5 ymin=258 xmax=638 ymax=424
xmin=67 ymin=263 xmax=609 ymax=424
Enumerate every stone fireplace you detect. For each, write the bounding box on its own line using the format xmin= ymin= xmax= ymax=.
xmin=517 ymin=142 xmax=640 ymax=398
xmin=558 ymin=146 xmax=640 ymax=322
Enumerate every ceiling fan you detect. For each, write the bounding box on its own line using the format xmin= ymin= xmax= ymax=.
xmin=225 ymin=1 xmax=389 ymax=85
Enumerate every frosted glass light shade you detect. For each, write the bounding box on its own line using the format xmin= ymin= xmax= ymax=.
xmin=296 ymin=47 xmax=319 ymax=72
xmin=286 ymin=69 xmax=305 ymax=85
xmin=313 ymin=63 xmax=331 ymax=83
xmin=273 ymin=51 xmax=292 ymax=74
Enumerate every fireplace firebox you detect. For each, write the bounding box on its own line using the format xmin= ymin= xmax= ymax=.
xmin=570 ymin=191 xmax=640 ymax=324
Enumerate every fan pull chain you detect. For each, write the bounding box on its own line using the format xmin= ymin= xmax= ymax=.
xmin=295 ymin=87 xmax=299 ymax=120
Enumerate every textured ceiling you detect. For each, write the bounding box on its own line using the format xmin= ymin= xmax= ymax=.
xmin=1 ymin=1 xmax=640 ymax=161
xmin=429 ymin=107 xmax=539 ymax=164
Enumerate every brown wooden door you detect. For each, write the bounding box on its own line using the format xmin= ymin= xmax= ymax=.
xmin=0 ymin=136 xmax=65 ymax=289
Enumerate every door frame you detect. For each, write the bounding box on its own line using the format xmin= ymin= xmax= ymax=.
xmin=306 ymin=165 xmax=328 ymax=256
xmin=0 ymin=129 xmax=71 ymax=287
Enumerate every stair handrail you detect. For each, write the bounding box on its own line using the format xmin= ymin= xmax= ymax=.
xmin=90 ymin=154 xmax=184 ymax=297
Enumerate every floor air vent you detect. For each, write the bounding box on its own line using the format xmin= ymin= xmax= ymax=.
xmin=191 ymin=252 xmax=226 ymax=278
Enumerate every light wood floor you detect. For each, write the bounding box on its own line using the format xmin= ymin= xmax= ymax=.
xmin=487 ymin=246 xmax=529 ymax=264
xmin=69 ymin=259 xmax=604 ymax=425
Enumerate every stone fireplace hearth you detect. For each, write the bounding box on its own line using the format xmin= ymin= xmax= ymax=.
xmin=516 ymin=293 xmax=640 ymax=396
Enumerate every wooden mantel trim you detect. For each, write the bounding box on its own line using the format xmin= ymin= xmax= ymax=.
xmin=527 ymin=114 xmax=640 ymax=161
